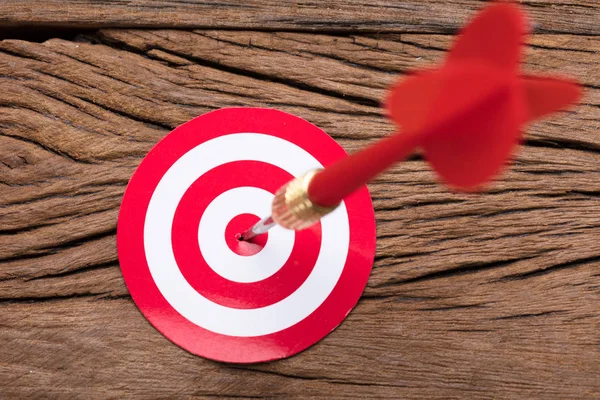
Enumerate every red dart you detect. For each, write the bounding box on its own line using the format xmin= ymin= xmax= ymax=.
xmin=307 ymin=2 xmax=582 ymax=207
xmin=240 ymin=2 xmax=582 ymax=240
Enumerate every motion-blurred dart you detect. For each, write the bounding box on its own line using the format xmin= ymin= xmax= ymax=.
xmin=241 ymin=2 xmax=582 ymax=238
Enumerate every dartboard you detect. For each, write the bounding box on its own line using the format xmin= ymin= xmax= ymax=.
xmin=117 ymin=108 xmax=376 ymax=363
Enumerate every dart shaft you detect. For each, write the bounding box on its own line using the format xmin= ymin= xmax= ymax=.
xmin=308 ymin=130 xmax=422 ymax=207
xmin=239 ymin=131 xmax=422 ymax=242
xmin=239 ymin=216 xmax=276 ymax=241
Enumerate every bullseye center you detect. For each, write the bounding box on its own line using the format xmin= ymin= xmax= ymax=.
xmin=225 ymin=214 xmax=268 ymax=256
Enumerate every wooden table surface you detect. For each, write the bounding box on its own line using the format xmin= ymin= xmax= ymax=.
xmin=1 ymin=1 xmax=599 ymax=399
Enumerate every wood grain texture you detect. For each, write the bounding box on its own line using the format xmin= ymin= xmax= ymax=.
xmin=0 ymin=0 xmax=599 ymax=34
xmin=1 ymin=26 xmax=599 ymax=399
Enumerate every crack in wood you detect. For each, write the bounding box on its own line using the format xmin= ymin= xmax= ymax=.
xmin=494 ymin=310 xmax=569 ymax=320
xmin=24 ymin=261 xmax=118 ymax=282
xmin=0 ymin=291 xmax=127 ymax=304
xmin=419 ymin=302 xmax=492 ymax=311
xmin=96 ymin=31 xmax=382 ymax=108
xmin=68 ymin=93 xmax=174 ymax=130
xmin=498 ymin=255 xmax=600 ymax=281
xmin=375 ymin=256 xmax=539 ymax=288
xmin=524 ymin=138 xmax=600 ymax=155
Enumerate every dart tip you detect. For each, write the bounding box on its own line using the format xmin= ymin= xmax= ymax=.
xmin=237 ymin=230 xmax=255 ymax=242
xmin=238 ymin=216 xmax=276 ymax=242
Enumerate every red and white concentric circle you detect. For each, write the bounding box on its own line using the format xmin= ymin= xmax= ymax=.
xmin=117 ymin=108 xmax=376 ymax=363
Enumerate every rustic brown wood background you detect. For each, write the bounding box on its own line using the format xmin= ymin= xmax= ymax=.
xmin=1 ymin=1 xmax=599 ymax=399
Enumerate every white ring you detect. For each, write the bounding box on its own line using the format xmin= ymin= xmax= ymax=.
xmin=198 ymin=187 xmax=295 ymax=283
xmin=144 ymin=133 xmax=350 ymax=337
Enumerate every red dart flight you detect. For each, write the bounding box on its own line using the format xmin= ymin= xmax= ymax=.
xmin=307 ymin=2 xmax=582 ymax=207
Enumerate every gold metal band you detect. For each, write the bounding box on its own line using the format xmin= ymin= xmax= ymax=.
xmin=271 ymin=169 xmax=340 ymax=230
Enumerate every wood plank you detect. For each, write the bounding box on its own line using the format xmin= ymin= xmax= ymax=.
xmin=1 ymin=30 xmax=599 ymax=398
xmin=1 ymin=280 xmax=598 ymax=399
xmin=0 ymin=1 xmax=599 ymax=35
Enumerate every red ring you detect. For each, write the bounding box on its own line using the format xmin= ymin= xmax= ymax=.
xmin=172 ymin=161 xmax=321 ymax=309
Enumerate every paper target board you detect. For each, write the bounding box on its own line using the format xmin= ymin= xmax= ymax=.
xmin=117 ymin=108 xmax=376 ymax=363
